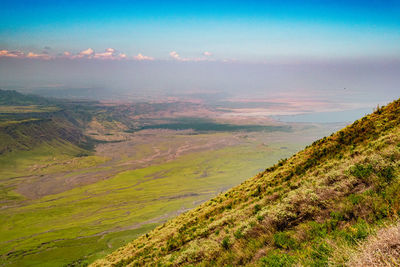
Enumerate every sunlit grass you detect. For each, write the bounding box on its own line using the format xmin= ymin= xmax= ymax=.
xmin=0 ymin=139 xmax=302 ymax=266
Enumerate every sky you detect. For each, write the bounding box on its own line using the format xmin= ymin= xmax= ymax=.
xmin=1 ymin=0 xmax=399 ymax=61
xmin=0 ymin=0 xmax=399 ymax=110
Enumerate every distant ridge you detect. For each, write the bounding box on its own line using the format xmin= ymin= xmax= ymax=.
xmin=93 ymin=98 xmax=400 ymax=266
xmin=0 ymin=89 xmax=50 ymax=106
xmin=0 ymin=90 xmax=93 ymax=155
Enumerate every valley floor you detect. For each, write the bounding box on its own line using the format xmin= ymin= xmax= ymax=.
xmin=0 ymin=124 xmax=339 ymax=266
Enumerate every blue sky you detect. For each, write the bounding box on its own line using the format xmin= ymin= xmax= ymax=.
xmin=0 ymin=0 xmax=399 ymax=109
xmin=1 ymin=0 xmax=399 ymax=61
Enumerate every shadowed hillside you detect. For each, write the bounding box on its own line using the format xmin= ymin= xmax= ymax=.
xmin=93 ymin=98 xmax=400 ymax=266
xmin=0 ymin=90 xmax=94 ymax=155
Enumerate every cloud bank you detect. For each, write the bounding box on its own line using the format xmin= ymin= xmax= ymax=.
xmin=0 ymin=48 xmax=218 ymax=62
xmin=0 ymin=48 xmax=152 ymax=61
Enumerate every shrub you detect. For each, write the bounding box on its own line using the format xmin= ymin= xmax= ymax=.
xmin=348 ymin=194 xmax=363 ymax=205
xmin=260 ymin=250 xmax=295 ymax=267
xmin=273 ymin=232 xmax=298 ymax=250
xmin=349 ymin=164 xmax=373 ymax=180
xmin=354 ymin=220 xmax=369 ymax=240
xmin=378 ymin=166 xmax=395 ymax=183
xmin=309 ymin=242 xmax=331 ymax=266
xmin=166 ymin=236 xmax=182 ymax=252
xmin=254 ymin=204 xmax=261 ymax=214
xmin=308 ymin=221 xmax=328 ymax=239
xmin=222 ymin=236 xmax=230 ymax=250
xmin=340 ymin=220 xmax=370 ymax=245
xmin=234 ymin=229 xmax=243 ymax=239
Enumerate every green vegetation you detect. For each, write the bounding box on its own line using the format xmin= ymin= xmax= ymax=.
xmin=0 ymin=136 xmax=300 ymax=266
xmin=140 ymin=118 xmax=291 ymax=132
xmin=92 ymin=99 xmax=400 ymax=266
xmin=0 ymin=89 xmax=50 ymax=106
xmin=0 ymin=105 xmax=59 ymax=114
xmin=1 ymin=89 xmax=358 ymax=266
xmin=0 ymin=90 xmax=97 ymax=156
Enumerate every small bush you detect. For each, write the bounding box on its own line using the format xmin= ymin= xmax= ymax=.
xmin=308 ymin=221 xmax=328 ymax=239
xmin=254 ymin=204 xmax=261 ymax=214
xmin=378 ymin=166 xmax=395 ymax=183
xmin=354 ymin=220 xmax=369 ymax=240
xmin=234 ymin=229 xmax=243 ymax=239
xmin=260 ymin=250 xmax=295 ymax=267
xmin=166 ymin=236 xmax=182 ymax=252
xmin=309 ymin=242 xmax=331 ymax=266
xmin=340 ymin=220 xmax=370 ymax=245
xmin=273 ymin=232 xmax=298 ymax=250
xmin=222 ymin=236 xmax=230 ymax=250
xmin=350 ymin=164 xmax=373 ymax=179
xmin=348 ymin=194 xmax=363 ymax=205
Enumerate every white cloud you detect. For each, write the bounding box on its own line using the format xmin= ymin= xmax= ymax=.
xmin=26 ymin=52 xmax=52 ymax=59
xmin=79 ymin=48 xmax=94 ymax=57
xmin=169 ymin=51 xmax=216 ymax=62
xmin=133 ymin=53 xmax=154 ymax=61
xmin=85 ymin=48 xmax=127 ymax=60
xmin=169 ymin=51 xmax=181 ymax=60
xmin=0 ymin=49 xmax=24 ymax=58
xmin=0 ymin=49 xmax=50 ymax=59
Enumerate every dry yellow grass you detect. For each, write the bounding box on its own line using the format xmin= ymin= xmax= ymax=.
xmin=348 ymin=223 xmax=400 ymax=267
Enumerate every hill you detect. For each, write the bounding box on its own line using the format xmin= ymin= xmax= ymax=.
xmin=92 ymin=99 xmax=400 ymax=266
xmin=0 ymin=90 xmax=95 ymax=156
xmin=0 ymin=89 xmax=50 ymax=106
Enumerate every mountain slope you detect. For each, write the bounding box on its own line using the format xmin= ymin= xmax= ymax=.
xmin=0 ymin=89 xmax=50 ymax=106
xmin=92 ymin=98 xmax=400 ymax=266
xmin=0 ymin=90 xmax=95 ymax=155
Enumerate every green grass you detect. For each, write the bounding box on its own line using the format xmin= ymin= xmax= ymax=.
xmin=4 ymin=224 xmax=158 ymax=267
xmin=139 ymin=119 xmax=291 ymax=132
xmin=0 ymin=139 xmax=302 ymax=266
xmin=0 ymin=105 xmax=59 ymax=114
xmin=0 ymin=140 xmax=91 ymax=179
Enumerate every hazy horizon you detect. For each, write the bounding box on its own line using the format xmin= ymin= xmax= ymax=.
xmin=1 ymin=0 xmax=400 ymax=118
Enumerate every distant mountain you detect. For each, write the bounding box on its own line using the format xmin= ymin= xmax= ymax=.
xmin=93 ymin=98 xmax=400 ymax=266
xmin=0 ymin=89 xmax=50 ymax=105
xmin=0 ymin=90 xmax=94 ymax=155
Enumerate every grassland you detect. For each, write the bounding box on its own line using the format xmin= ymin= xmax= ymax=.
xmin=0 ymin=89 xmax=344 ymax=266
xmin=0 ymin=132 xmax=312 ymax=266
xmin=139 ymin=117 xmax=291 ymax=133
xmin=92 ymin=99 xmax=400 ymax=266
xmin=0 ymin=105 xmax=59 ymax=114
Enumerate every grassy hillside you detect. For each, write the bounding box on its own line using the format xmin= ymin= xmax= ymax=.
xmin=0 ymin=90 xmax=98 ymax=156
xmin=93 ymin=99 xmax=400 ymax=266
xmin=0 ymin=89 xmax=50 ymax=106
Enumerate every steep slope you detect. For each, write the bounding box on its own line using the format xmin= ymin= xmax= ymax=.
xmin=0 ymin=90 xmax=94 ymax=155
xmin=93 ymin=98 xmax=400 ymax=266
